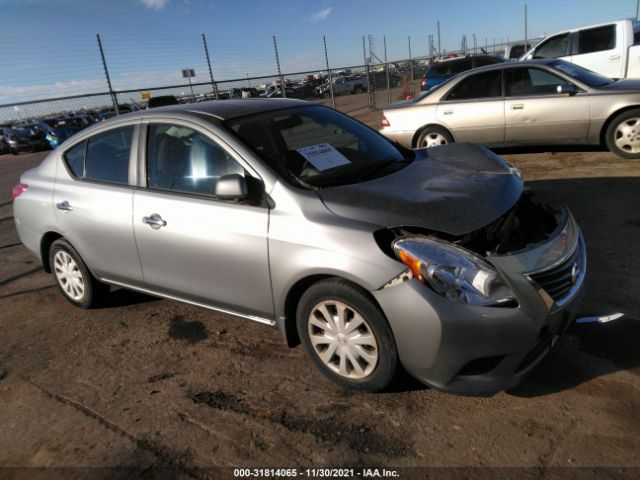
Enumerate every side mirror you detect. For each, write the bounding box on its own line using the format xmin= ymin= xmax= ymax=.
xmin=557 ymin=83 xmax=577 ymax=95
xmin=214 ymin=174 xmax=248 ymax=200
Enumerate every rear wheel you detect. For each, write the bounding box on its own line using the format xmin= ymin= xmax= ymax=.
xmin=416 ymin=125 xmax=453 ymax=148
xmin=606 ymin=109 xmax=640 ymax=159
xmin=49 ymin=238 xmax=109 ymax=308
xmin=296 ymin=279 xmax=398 ymax=392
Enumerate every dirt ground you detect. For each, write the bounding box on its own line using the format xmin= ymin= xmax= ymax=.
xmin=1 ymin=117 xmax=639 ymax=479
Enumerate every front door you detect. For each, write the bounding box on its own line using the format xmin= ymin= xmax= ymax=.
xmin=504 ymin=66 xmax=591 ymax=144
xmin=132 ymin=122 xmax=273 ymax=319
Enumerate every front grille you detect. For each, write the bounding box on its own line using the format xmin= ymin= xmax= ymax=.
xmin=528 ymin=242 xmax=582 ymax=304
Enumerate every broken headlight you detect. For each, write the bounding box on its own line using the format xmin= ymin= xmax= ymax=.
xmin=393 ymin=237 xmax=515 ymax=306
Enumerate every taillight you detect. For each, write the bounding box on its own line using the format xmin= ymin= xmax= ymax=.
xmin=381 ymin=115 xmax=390 ymax=128
xmin=421 ymin=78 xmax=427 ymax=88
xmin=12 ymin=183 xmax=28 ymax=201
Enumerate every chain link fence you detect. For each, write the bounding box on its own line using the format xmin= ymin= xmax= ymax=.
xmin=0 ymin=30 xmax=530 ymax=129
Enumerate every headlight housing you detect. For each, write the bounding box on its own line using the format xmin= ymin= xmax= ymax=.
xmin=393 ymin=237 xmax=515 ymax=306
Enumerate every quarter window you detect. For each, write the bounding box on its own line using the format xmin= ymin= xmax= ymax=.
xmin=577 ymin=25 xmax=616 ymax=54
xmin=146 ymin=123 xmax=245 ymax=197
xmin=63 ymin=141 xmax=86 ymax=178
xmin=447 ymin=70 xmax=502 ymax=100
xmin=534 ymin=33 xmax=570 ymax=58
xmin=505 ymin=68 xmax=565 ymax=96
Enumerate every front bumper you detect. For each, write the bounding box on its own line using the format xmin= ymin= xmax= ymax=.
xmin=372 ymin=212 xmax=586 ymax=396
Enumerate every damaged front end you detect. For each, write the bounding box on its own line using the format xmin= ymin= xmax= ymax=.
xmin=375 ymin=189 xmax=584 ymax=312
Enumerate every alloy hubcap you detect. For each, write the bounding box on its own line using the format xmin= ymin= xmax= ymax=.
xmin=53 ymin=251 xmax=85 ymax=301
xmin=420 ymin=132 xmax=448 ymax=148
xmin=614 ymin=117 xmax=640 ymax=153
xmin=308 ymin=300 xmax=378 ymax=379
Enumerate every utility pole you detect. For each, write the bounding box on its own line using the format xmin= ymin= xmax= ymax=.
xmin=273 ymin=35 xmax=286 ymax=98
xmin=96 ymin=33 xmax=118 ymax=115
xmin=637 ymin=0 xmax=639 ymax=19
xmin=437 ymin=20 xmax=441 ymax=57
xmin=323 ymin=35 xmax=335 ymax=109
xmin=201 ymin=33 xmax=219 ymax=100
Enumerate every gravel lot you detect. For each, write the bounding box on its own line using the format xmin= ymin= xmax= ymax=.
xmin=1 ymin=111 xmax=639 ymax=479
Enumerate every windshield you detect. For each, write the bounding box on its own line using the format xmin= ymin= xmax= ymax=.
xmin=551 ymin=59 xmax=612 ymax=87
xmin=225 ymin=105 xmax=413 ymax=188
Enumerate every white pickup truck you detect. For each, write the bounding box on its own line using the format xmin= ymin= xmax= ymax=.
xmin=522 ymin=18 xmax=640 ymax=79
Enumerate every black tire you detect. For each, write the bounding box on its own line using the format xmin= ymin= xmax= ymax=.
xmin=605 ymin=109 xmax=640 ymax=159
xmin=296 ymin=278 xmax=398 ymax=392
xmin=322 ymin=91 xmax=331 ymax=98
xmin=353 ymin=85 xmax=364 ymax=94
xmin=11 ymin=149 xmax=18 ymax=156
xmin=415 ymin=125 xmax=453 ymax=149
xmin=49 ymin=238 xmax=109 ymax=308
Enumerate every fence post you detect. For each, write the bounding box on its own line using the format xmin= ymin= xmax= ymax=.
xmin=408 ymin=36 xmax=415 ymax=99
xmin=201 ymin=33 xmax=219 ymax=100
xmin=363 ymin=36 xmax=372 ymax=109
xmin=322 ymin=35 xmax=336 ymax=109
xmin=384 ymin=36 xmax=390 ymax=105
xmin=273 ymin=35 xmax=286 ymax=98
xmin=524 ymin=4 xmax=528 ymax=49
xmin=96 ymin=33 xmax=118 ymax=115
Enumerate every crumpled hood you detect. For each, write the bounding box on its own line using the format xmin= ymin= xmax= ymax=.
xmin=317 ymin=143 xmax=524 ymax=236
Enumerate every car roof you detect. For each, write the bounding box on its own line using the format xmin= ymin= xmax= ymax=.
xmin=456 ymin=58 xmax=558 ymax=74
xmin=430 ymin=54 xmax=500 ymax=65
xmin=136 ymin=98 xmax=310 ymax=121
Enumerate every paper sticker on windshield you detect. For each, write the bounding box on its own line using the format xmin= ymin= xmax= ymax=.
xmin=296 ymin=143 xmax=351 ymax=171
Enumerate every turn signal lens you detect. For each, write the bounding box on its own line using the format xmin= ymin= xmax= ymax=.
xmin=398 ymin=249 xmax=427 ymax=282
xmin=381 ymin=115 xmax=390 ymax=127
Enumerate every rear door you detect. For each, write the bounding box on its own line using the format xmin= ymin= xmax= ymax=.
xmin=504 ymin=66 xmax=590 ymax=144
xmin=570 ymin=24 xmax=623 ymax=79
xmin=529 ymin=32 xmax=571 ymax=61
xmin=436 ymin=69 xmax=505 ymax=145
xmin=53 ymin=124 xmax=143 ymax=285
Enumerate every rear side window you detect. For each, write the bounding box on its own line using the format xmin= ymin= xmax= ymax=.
xmin=146 ymin=123 xmax=245 ymax=197
xmin=84 ymin=126 xmax=133 ymax=185
xmin=449 ymin=59 xmax=472 ymax=74
xmin=63 ymin=141 xmax=85 ymax=178
xmin=473 ymin=57 xmax=500 ymax=68
xmin=431 ymin=63 xmax=450 ymax=75
xmin=534 ymin=33 xmax=570 ymax=58
xmin=577 ymin=25 xmax=616 ymax=54
xmin=447 ymin=70 xmax=502 ymax=100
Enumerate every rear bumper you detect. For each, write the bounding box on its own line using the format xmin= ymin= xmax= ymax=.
xmin=378 ymin=128 xmax=414 ymax=148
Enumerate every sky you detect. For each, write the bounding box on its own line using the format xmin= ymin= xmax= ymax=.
xmin=0 ymin=0 xmax=638 ymax=109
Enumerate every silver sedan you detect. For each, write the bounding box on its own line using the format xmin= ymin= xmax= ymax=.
xmin=380 ymin=59 xmax=640 ymax=159
xmin=13 ymin=99 xmax=586 ymax=394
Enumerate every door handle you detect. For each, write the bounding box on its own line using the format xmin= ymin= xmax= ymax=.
xmin=609 ymin=55 xmax=621 ymax=61
xmin=443 ymin=110 xmax=454 ymax=115
xmin=56 ymin=201 xmax=73 ymax=212
xmin=511 ymin=104 xmax=525 ymax=110
xmin=142 ymin=214 xmax=167 ymax=229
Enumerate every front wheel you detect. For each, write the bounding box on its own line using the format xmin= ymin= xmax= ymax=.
xmin=416 ymin=125 xmax=453 ymax=148
xmin=296 ymin=279 xmax=398 ymax=392
xmin=606 ymin=109 xmax=640 ymax=159
xmin=49 ymin=238 xmax=109 ymax=308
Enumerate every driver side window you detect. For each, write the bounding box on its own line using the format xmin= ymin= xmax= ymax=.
xmin=146 ymin=123 xmax=244 ymax=197
xmin=534 ymin=33 xmax=570 ymax=58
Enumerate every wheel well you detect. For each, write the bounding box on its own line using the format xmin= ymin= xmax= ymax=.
xmin=411 ymin=124 xmax=453 ymax=148
xmin=600 ymin=106 xmax=640 ymax=145
xmin=40 ymin=232 xmax=63 ymax=273
xmin=282 ymin=274 xmax=385 ymax=348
